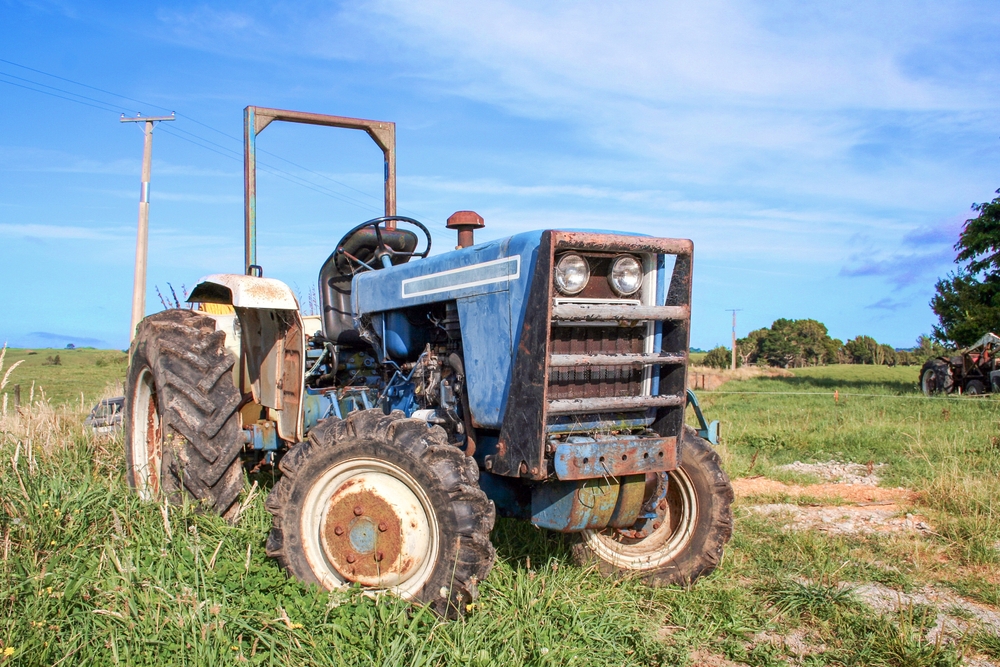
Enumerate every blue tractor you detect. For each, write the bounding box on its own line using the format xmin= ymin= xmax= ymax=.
xmin=124 ymin=107 xmax=733 ymax=615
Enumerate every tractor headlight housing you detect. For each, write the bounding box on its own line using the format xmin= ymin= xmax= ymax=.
xmin=608 ymin=255 xmax=643 ymax=296
xmin=554 ymin=253 xmax=590 ymax=295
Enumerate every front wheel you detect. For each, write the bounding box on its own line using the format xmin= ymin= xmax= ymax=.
xmin=124 ymin=309 xmax=245 ymax=516
xmin=265 ymin=410 xmax=496 ymax=616
xmin=573 ymin=426 xmax=733 ymax=586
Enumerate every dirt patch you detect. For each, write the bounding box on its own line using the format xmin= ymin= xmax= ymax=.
xmin=746 ymin=503 xmax=932 ymax=535
xmin=733 ymin=477 xmax=916 ymax=504
xmin=688 ymin=366 xmax=793 ymax=391
xmin=752 ymin=628 xmax=827 ymax=664
xmin=776 ymin=460 xmax=885 ymax=485
xmin=845 ymin=581 xmax=1000 ymax=645
xmin=687 ymin=650 xmax=749 ymax=667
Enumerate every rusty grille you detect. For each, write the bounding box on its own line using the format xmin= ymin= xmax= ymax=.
xmin=547 ymin=324 xmax=645 ymax=400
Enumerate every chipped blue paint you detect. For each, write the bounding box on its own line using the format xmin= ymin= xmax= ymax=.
xmin=351 ymin=231 xmax=544 ymax=428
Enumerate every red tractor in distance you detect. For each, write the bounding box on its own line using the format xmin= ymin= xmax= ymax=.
xmin=921 ymin=333 xmax=1000 ymax=396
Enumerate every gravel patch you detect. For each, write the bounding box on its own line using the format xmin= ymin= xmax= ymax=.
xmin=747 ymin=503 xmax=932 ymax=535
xmin=777 ymin=460 xmax=885 ymax=486
xmin=844 ymin=581 xmax=1000 ymax=644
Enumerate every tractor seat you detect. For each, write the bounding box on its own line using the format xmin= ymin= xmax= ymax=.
xmin=318 ymin=226 xmax=418 ymax=346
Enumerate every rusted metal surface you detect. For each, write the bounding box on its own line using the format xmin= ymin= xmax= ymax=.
xmin=494 ymin=230 xmax=694 ymax=481
xmin=320 ymin=486 xmax=407 ymax=587
xmin=494 ymin=231 xmax=555 ymax=479
xmin=549 ymin=324 xmax=644 ymax=400
xmin=189 ymin=274 xmax=299 ymax=309
xmin=145 ymin=383 xmax=161 ymax=495
xmin=445 ymin=210 xmax=485 ymax=249
xmin=531 ymin=478 xmax=621 ymax=531
xmin=551 ymin=304 xmax=689 ymax=322
xmin=244 ymin=106 xmax=396 ymax=274
xmin=548 ymin=352 xmax=686 ymax=367
xmin=547 ymin=394 xmax=684 ymax=415
xmin=608 ymin=474 xmax=646 ymax=528
xmin=552 ymin=231 xmax=693 ymax=257
xmin=552 ymin=437 xmax=678 ymax=480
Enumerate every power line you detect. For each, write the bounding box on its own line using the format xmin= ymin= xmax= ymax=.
xmin=0 ymin=56 xmax=173 ymax=113
xmin=0 ymin=75 xmax=121 ymax=114
xmin=157 ymin=127 xmax=381 ymax=213
xmin=0 ymin=57 xmax=432 ymax=220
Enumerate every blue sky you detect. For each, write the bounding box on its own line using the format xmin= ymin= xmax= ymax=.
xmin=1 ymin=0 xmax=998 ymax=350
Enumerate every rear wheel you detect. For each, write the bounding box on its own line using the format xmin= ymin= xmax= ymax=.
xmin=573 ymin=426 xmax=733 ymax=586
xmin=920 ymin=359 xmax=953 ymax=396
xmin=265 ymin=410 xmax=495 ymax=616
xmin=125 ymin=309 xmax=245 ymax=516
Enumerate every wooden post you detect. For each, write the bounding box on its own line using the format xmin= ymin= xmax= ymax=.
xmin=121 ymin=112 xmax=175 ymax=340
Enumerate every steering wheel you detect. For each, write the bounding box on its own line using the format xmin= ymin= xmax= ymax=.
xmin=335 ymin=216 xmax=432 ymax=273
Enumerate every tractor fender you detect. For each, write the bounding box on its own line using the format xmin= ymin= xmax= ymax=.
xmin=188 ymin=274 xmax=305 ymax=443
xmin=188 ymin=273 xmax=299 ymax=309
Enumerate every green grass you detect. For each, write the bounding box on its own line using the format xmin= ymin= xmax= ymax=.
xmin=2 ymin=364 xmax=999 ymax=665
xmin=0 ymin=348 xmax=126 ymax=407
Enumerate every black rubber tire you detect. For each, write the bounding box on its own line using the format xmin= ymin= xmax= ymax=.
xmin=124 ymin=309 xmax=245 ymax=516
xmin=265 ymin=410 xmax=496 ymax=617
xmin=966 ymin=379 xmax=986 ymax=395
xmin=572 ymin=426 xmax=733 ymax=586
xmin=920 ymin=359 xmax=953 ymax=396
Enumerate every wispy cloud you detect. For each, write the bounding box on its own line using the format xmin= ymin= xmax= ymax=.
xmin=840 ymin=216 xmax=962 ymax=287
xmin=866 ymin=297 xmax=909 ymax=311
xmin=0 ymin=222 xmax=131 ymax=240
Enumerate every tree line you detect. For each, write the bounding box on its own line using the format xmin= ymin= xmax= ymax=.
xmin=699 ymin=184 xmax=1000 ymax=371
xmin=700 ymin=319 xmax=946 ymax=370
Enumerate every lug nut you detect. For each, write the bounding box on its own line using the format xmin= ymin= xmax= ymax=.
xmin=353 ymin=505 xmax=364 ymax=516
xmin=378 ymin=521 xmax=388 ymax=532
xmin=657 ymin=499 xmax=667 ymax=511
xmin=334 ymin=526 xmax=344 ymax=536
xmin=652 ymin=522 xmax=661 ymax=530
xmin=346 ymin=553 xmax=356 ymax=564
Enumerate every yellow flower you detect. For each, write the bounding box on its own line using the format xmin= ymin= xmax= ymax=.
xmin=3 ymin=647 xmax=14 ymax=656
xmin=290 ymin=623 xmax=303 ymax=629
xmin=230 ymin=646 xmax=239 ymax=651
xmin=49 ymin=541 xmax=56 ymax=546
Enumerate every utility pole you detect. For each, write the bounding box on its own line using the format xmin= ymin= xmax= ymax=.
xmin=726 ymin=309 xmax=742 ymax=371
xmin=121 ymin=112 xmax=175 ymax=341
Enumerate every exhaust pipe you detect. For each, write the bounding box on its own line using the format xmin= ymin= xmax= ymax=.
xmin=446 ymin=210 xmax=485 ymax=249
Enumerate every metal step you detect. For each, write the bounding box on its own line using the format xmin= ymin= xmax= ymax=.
xmin=551 ymin=304 xmax=689 ymax=322
xmin=547 ymin=394 xmax=685 ymax=415
xmin=548 ymin=352 xmax=686 ymax=368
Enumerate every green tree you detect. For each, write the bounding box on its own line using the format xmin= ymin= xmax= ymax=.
xmin=701 ymin=346 xmax=732 ymax=369
xmin=735 ymin=328 xmax=769 ymax=366
xmin=931 ymin=189 xmax=1000 ymax=346
xmin=760 ymin=318 xmax=836 ymax=367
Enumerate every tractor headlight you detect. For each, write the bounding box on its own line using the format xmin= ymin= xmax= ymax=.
xmin=554 ymin=253 xmax=590 ymax=295
xmin=608 ymin=255 xmax=643 ymax=296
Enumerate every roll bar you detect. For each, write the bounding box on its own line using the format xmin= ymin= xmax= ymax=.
xmin=243 ymin=106 xmax=397 ymax=274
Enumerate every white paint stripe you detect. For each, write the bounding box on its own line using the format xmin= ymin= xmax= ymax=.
xmin=401 ymin=256 xmax=520 ymax=298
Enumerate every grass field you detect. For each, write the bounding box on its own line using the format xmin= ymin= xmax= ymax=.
xmin=2 ymin=361 xmax=999 ymax=666
xmin=0 ymin=347 xmax=126 ymax=407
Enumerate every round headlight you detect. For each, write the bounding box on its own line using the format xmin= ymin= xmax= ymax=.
xmin=554 ymin=253 xmax=590 ymax=295
xmin=609 ymin=255 xmax=643 ymax=296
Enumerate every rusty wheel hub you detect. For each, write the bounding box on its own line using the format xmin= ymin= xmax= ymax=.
xmin=303 ymin=459 xmax=439 ymax=594
xmin=129 ymin=367 xmax=162 ymax=499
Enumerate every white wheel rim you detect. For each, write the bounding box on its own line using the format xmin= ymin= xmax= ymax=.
xmin=300 ymin=457 xmax=440 ymax=598
xmin=128 ymin=367 xmax=162 ymax=500
xmin=581 ymin=469 xmax=699 ymax=570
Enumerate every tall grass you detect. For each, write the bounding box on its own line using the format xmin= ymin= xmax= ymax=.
xmin=1 ymin=366 xmax=995 ymax=666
